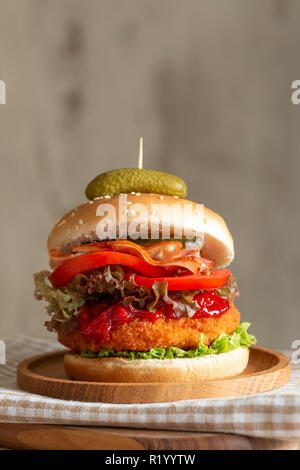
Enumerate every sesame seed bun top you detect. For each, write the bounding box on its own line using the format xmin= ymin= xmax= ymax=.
xmin=48 ymin=193 xmax=234 ymax=268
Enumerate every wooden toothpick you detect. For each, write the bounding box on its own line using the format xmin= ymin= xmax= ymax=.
xmin=138 ymin=137 xmax=143 ymax=169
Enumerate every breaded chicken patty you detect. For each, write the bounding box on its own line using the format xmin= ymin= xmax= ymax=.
xmin=58 ymin=303 xmax=240 ymax=352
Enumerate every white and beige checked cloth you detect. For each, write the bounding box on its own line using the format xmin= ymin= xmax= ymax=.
xmin=0 ymin=335 xmax=299 ymax=441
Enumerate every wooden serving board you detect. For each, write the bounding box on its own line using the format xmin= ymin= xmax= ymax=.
xmin=0 ymin=423 xmax=298 ymax=450
xmin=17 ymin=346 xmax=290 ymax=403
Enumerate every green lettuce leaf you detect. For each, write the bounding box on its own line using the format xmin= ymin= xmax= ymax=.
xmin=215 ymin=275 xmax=240 ymax=302
xmin=81 ymin=322 xmax=256 ymax=360
xmin=34 ymin=266 xmax=242 ymax=337
xmin=34 ymin=266 xmax=152 ymax=332
xmin=34 ymin=270 xmax=87 ymax=333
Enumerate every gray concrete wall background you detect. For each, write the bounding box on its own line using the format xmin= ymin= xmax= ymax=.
xmin=0 ymin=0 xmax=299 ymax=348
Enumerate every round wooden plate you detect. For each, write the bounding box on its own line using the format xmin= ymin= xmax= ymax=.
xmin=17 ymin=346 xmax=290 ymax=403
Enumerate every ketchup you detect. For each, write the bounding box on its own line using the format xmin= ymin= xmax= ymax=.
xmin=192 ymin=291 xmax=229 ymax=318
xmin=78 ymin=291 xmax=229 ymax=344
xmin=78 ymin=302 xmax=164 ymax=344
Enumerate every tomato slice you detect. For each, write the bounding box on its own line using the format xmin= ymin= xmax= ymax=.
xmin=49 ymin=251 xmax=169 ymax=288
xmin=133 ymin=270 xmax=231 ymax=291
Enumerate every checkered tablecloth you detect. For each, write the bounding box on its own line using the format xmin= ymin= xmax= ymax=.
xmin=0 ymin=335 xmax=299 ymax=440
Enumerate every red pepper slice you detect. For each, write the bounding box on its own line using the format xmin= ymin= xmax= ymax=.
xmin=132 ymin=269 xmax=231 ymax=291
xmin=49 ymin=251 xmax=169 ymax=288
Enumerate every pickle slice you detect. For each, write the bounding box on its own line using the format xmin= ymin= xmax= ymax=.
xmin=85 ymin=168 xmax=187 ymax=199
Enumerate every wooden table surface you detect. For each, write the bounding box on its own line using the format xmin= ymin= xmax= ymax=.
xmin=0 ymin=423 xmax=298 ymax=450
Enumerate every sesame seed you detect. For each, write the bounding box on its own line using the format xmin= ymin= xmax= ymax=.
xmin=104 ymin=195 xmax=111 ymax=199
xmin=79 ymin=219 xmax=83 ymax=225
xmin=159 ymin=195 xmax=164 ymax=200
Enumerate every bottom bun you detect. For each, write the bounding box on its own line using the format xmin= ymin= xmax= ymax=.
xmin=64 ymin=347 xmax=249 ymax=383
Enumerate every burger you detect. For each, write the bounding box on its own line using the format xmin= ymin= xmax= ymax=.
xmin=34 ymin=192 xmax=256 ymax=383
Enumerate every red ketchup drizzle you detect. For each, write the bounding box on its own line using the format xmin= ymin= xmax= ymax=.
xmin=192 ymin=291 xmax=229 ymax=319
xmin=78 ymin=291 xmax=229 ymax=344
xmin=78 ymin=302 xmax=164 ymax=344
